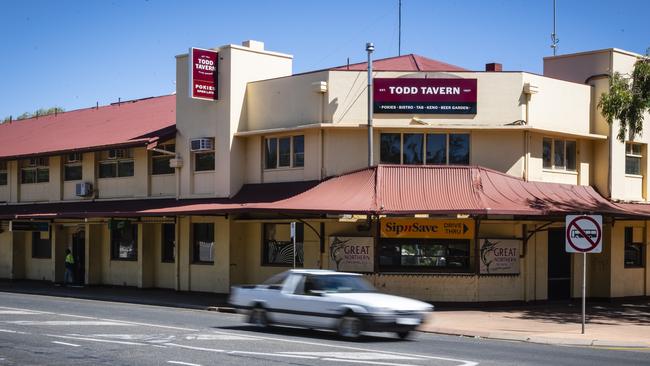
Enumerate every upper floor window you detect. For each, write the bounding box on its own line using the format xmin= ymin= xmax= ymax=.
xmin=624 ymin=227 xmax=644 ymax=268
xmin=625 ymin=142 xmax=643 ymax=176
xmin=265 ymin=135 xmax=304 ymax=169
xmin=64 ymin=153 xmax=83 ymax=181
xmin=380 ymin=133 xmax=469 ymax=165
xmin=21 ymin=157 xmax=49 ymax=184
xmin=0 ymin=161 xmax=7 ymax=186
xmin=99 ymin=149 xmax=134 ymax=178
xmin=152 ymin=144 xmax=175 ymax=175
xmin=543 ymin=138 xmax=576 ymax=171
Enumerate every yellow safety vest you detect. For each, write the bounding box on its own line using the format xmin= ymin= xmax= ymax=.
xmin=65 ymin=253 xmax=74 ymax=265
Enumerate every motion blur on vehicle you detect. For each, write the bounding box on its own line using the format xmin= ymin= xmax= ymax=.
xmin=229 ymin=269 xmax=434 ymax=339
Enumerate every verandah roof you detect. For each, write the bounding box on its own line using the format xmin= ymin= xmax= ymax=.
xmin=0 ymin=165 xmax=640 ymax=220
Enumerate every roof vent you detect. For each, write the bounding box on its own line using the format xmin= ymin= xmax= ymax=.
xmin=485 ymin=63 xmax=502 ymax=72
xmin=242 ymin=40 xmax=264 ymax=51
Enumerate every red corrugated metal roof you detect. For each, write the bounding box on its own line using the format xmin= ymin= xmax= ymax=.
xmin=0 ymin=95 xmax=175 ymax=159
xmin=331 ymin=54 xmax=467 ymax=72
xmin=0 ymin=165 xmax=638 ymax=218
xmin=260 ymin=165 xmax=630 ymax=216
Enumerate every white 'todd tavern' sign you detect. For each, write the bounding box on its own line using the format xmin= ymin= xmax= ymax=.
xmin=329 ymin=237 xmax=374 ymax=273
xmin=479 ymin=239 xmax=521 ymax=274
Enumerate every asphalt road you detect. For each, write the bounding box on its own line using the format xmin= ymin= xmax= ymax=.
xmin=0 ymin=292 xmax=647 ymax=366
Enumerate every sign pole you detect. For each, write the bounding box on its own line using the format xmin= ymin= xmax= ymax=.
xmin=582 ymin=251 xmax=586 ymax=334
xmin=291 ymin=222 xmax=296 ymax=269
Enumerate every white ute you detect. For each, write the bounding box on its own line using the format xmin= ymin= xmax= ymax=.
xmin=228 ymin=269 xmax=433 ymax=339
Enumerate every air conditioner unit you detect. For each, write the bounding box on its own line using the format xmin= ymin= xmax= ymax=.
xmin=190 ymin=138 xmax=214 ymax=152
xmin=75 ymin=182 xmax=93 ymax=197
xmin=108 ymin=149 xmax=127 ymax=160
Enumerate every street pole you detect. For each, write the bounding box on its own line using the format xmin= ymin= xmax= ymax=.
xmin=582 ymin=251 xmax=586 ymax=334
xmin=291 ymin=222 xmax=296 ymax=269
xmin=366 ymin=42 xmax=374 ymax=167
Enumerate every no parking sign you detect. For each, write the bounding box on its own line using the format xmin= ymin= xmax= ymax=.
xmin=565 ymin=215 xmax=602 ymax=253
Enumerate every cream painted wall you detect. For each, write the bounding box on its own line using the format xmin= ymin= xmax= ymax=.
xmin=23 ymin=232 xmax=54 ymax=281
xmin=528 ymin=133 xmax=592 ymax=185
xmin=544 ymin=50 xmax=612 ymax=84
xmin=177 ymin=216 xmax=230 ymax=293
xmin=86 ymin=223 xmax=103 ymax=285
xmin=609 ymin=222 xmax=646 ymax=297
xmin=20 ymin=156 xmax=61 ymax=202
xmin=258 ymin=130 xmax=320 ymax=183
xmin=523 ymin=74 xmax=591 ymax=135
xmin=247 ymin=71 xmax=329 ymax=130
xmin=471 ymin=131 xmax=524 ymax=177
xmin=151 ymin=175 xmax=175 ymax=197
xmin=323 ymin=129 xmax=367 ymax=177
xmin=0 ymin=230 xmax=12 ymax=278
xmin=176 ymin=42 xmax=292 ymax=199
xmin=151 ymin=223 xmax=176 ymax=289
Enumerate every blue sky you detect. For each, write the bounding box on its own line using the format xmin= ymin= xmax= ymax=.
xmin=0 ymin=0 xmax=648 ymax=118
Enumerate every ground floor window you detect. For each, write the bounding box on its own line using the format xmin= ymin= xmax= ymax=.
xmin=192 ymin=223 xmax=214 ymax=263
xmin=31 ymin=232 xmax=51 ymax=258
xmin=161 ymin=223 xmax=175 ymax=262
xmin=263 ymin=223 xmax=304 ymax=266
xmin=624 ymin=227 xmax=644 ymax=268
xmin=379 ymin=238 xmax=470 ymax=272
xmin=110 ymin=220 xmax=138 ymax=260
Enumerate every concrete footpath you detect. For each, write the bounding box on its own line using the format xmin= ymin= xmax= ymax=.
xmin=1 ymin=280 xmax=648 ymax=348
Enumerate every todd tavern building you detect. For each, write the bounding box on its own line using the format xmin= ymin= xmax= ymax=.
xmin=0 ymin=40 xmax=648 ymax=302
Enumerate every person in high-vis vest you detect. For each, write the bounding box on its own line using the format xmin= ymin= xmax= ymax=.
xmin=64 ymin=249 xmax=74 ymax=285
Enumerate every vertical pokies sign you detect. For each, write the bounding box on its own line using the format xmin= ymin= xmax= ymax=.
xmin=189 ymin=47 xmax=218 ymax=101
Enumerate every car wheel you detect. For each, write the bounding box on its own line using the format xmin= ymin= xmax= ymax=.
xmin=396 ymin=331 xmax=411 ymax=340
xmin=338 ymin=313 xmax=362 ymax=339
xmin=248 ymin=306 xmax=268 ymax=327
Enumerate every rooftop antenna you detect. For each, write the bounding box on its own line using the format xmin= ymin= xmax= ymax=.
xmin=551 ymin=0 xmax=559 ymax=56
xmin=398 ymin=0 xmax=402 ymax=56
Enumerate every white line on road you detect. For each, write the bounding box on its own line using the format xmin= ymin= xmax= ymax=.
xmin=51 ymin=341 xmax=81 ymax=347
xmin=167 ymin=361 xmax=202 ymax=366
xmin=321 ymin=358 xmax=419 ymax=366
xmin=6 ymin=321 xmax=134 ymax=326
xmin=47 ymin=334 xmax=149 ymax=346
xmin=0 ymin=329 xmax=28 ymax=334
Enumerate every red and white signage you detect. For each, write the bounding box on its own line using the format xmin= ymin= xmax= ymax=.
xmin=189 ymin=47 xmax=218 ymax=101
xmin=565 ymin=215 xmax=602 ymax=253
xmin=374 ymin=78 xmax=477 ymax=114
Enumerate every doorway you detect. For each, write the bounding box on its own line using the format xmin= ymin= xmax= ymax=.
xmin=547 ymin=229 xmax=571 ymax=300
xmin=72 ymin=230 xmax=85 ymax=285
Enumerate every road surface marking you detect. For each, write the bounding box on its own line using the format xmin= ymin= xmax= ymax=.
xmin=320 ymin=358 xmax=419 ymax=366
xmin=227 ymin=350 xmax=317 ymax=359
xmin=47 ymin=334 xmax=149 ymax=346
xmin=0 ymin=329 xmax=28 ymax=334
xmin=164 ymin=343 xmax=225 ymax=353
xmin=167 ymin=362 xmax=202 ymax=366
xmin=51 ymin=341 xmax=81 ymax=347
xmin=5 ymin=321 xmax=133 ymax=326
xmin=283 ymin=352 xmax=421 ymax=360
xmin=0 ymin=310 xmax=42 ymax=315
xmin=185 ymin=334 xmax=252 ymax=341
xmin=205 ymin=329 xmax=478 ymax=366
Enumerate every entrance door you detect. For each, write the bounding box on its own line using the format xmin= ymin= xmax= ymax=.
xmin=72 ymin=230 xmax=85 ymax=285
xmin=547 ymin=229 xmax=571 ymax=300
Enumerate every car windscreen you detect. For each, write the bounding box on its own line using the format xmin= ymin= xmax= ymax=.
xmin=308 ymin=275 xmax=375 ymax=293
xmin=262 ymin=271 xmax=289 ymax=287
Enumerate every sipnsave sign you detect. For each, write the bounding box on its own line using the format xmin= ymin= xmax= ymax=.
xmin=373 ymin=78 xmax=477 ymax=114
